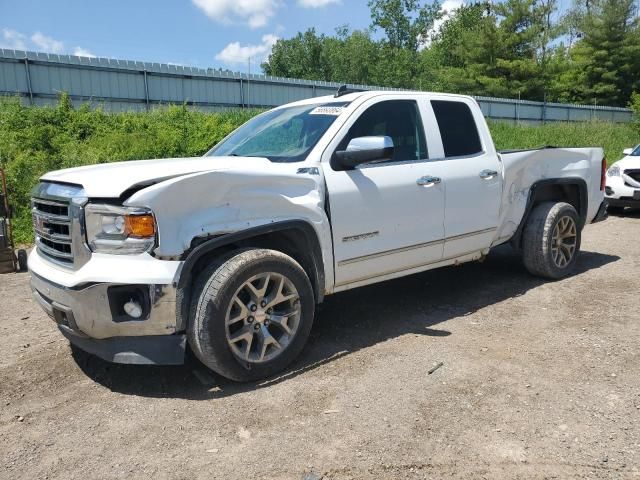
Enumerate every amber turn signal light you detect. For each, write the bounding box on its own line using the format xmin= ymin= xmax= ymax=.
xmin=125 ymin=214 xmax=156 ymax=238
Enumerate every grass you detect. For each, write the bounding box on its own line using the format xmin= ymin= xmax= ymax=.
xmin=1 ymin=95 xmax=638 ymax=244
xmin=488 ymin=120 xmax=637 ymax=163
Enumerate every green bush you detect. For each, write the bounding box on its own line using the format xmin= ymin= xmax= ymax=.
xmin=0 ymin=95 xmax=636 ymax=244
xmin=0 ymin=96 xmax=258 ymax=244
xmin=630 ymin=92 xmax=640 ymax=131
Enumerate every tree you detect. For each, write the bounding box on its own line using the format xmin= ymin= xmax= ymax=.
xmin=368 ymin=0 xmax=442 ymax=51
xmin=323 ymin=28 xmax=382 ymax=85
xmin=424 ymin=3 xmax=498 ymax=94
xmin=261 ymin=0 xmax=638 ymax=106
xmin=630 ymin=91 xmax=640 ymax=133
xmin=262 ymin=29 xmax=332 ymax=80
xmin=426 ymin=0 xmax=558 ymax=100
xmin=557 ymin=0 xmax=640 ymax=106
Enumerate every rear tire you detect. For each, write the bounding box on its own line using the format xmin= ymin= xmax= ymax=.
xmin=187 ymin=248 xmax=315 ymax=382
xmin=522 ymin=202 xmax=581 ymax=279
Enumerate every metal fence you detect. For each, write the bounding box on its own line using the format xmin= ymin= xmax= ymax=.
xmin=0 ymin=49 xmax=633 ymax=123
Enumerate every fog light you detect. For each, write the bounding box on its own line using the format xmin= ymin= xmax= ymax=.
xmin=108 ymin=285 xmax=150 ymax=322
xmin=123 ymin=300 xmax=143 ymax=319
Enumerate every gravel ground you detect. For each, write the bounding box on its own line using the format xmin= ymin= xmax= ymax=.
xmin=1 ymin=213 xmax=639 ymax=480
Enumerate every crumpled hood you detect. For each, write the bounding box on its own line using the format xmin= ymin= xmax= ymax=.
xmin=40 ymin=156 xmax=272 ymax=197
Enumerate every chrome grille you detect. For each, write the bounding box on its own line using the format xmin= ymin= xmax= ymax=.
xmin=31 ymin=182 xmax=90 ymax=270
xmin=32 ymin=197 xmax=74 ymax=264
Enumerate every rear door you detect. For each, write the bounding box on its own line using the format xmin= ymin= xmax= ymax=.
xmin=421 ymin=98 xmax=503 ymax=258
xmin=322 ymin=97 xmax=445 ymax=287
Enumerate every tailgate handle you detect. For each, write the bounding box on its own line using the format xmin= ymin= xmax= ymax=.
xmin=416 ymin=176 xmax=441 ymax=187
xmin=479 ymin=169 xmax=498 ymax=180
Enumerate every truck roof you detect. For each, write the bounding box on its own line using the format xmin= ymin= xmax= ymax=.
xmin=280 ymin=90 xmax=477 ymax=109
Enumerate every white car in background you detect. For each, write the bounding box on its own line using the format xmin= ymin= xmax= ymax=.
xmin=606 ymin=145 xmax=640 ymax=213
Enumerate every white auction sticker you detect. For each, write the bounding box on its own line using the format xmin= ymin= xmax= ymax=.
xmin=309 ymin=106 xmax=346 ymax=115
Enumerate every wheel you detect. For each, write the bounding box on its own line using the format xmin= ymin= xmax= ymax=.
xmin=187 ymin=248 xmax=315 ymax=382
xmin=522 ymin=202 xmax=581 ymax=279
xmin=17 ymin=249 xmax=28 ymax=272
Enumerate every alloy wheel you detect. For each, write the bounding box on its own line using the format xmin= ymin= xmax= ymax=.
xmin=225 ymin=272 xmax=301 ymax=364
xmin=551 ymin=216 xmax=577 ymax=268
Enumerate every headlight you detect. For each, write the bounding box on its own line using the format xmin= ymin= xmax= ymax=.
xmin=607 ymin=165 xmax=620 ymax=177
xmin=85 ymin=204 xmax=156 ymax=254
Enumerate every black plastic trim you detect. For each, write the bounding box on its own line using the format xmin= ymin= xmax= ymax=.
xmin=592 ymin=201 xmax=609 ymax=223
xmin=59 ymin=325 xmax=186 ymax=365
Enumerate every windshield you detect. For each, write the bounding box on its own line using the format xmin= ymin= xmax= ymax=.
xmin=206 ymin=102 xmax=350 ymax=163
xmin=631 ymin=145 xmax=640 ymax=156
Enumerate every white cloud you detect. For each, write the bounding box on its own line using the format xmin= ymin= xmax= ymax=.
xmin=31 ymin=31 xmax=64 ymax=53
xmin=192 ymin=0 xmax=280 ymax=28
xmin=0 ymin=28 xmax=27 ymax=50
xmin=215 ymin=34 xmax=279 ymax=65
xmin=298 ymin=0 xmax=340 ymax=7
xmin=73 ymin=47 xmax=95 ymax=57
xmin=0 ymin=28 xmax=96 ymax=57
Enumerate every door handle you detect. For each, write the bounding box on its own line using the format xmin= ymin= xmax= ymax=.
xmin=479 ymin=169 xmax=498 ymax=180
xmin=416 ymin=176 xmax=441 ymax=187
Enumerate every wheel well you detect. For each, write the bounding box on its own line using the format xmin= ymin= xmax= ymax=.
xmin=531 ymin=183 xmax=582 ymax=217
xmin=512 ymin=179 xmax=587 ymax=249
xmin=175 ymin=223 xmax=325 ymax=331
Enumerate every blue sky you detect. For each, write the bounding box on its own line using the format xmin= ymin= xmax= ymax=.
xmin=0 ymin=0 xmax=376 ymax=72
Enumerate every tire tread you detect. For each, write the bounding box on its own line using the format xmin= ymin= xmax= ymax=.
xmin=522 ymin=201 xmax=580 ymax=279
xmin=187 ymin=248 xmax=314 ymax=381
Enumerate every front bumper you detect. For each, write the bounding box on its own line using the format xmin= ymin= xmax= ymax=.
xmin=606 ymin=197 xmax=640 ymax=209
xmin=606 ymin=175 xmax=640 ymax=208
xmin=29 ymin=249 xmax=186 ymax=365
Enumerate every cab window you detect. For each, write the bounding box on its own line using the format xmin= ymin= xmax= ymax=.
xmin=431 ymin=100 xmax=483 ymax=158
xmin=338 ymin=100 xmax=428 ymax=162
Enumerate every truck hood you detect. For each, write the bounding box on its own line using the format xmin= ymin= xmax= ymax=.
xmin=40 ymin=156 xmax=273 ymax=198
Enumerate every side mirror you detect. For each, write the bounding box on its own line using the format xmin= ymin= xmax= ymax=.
xmin=623 ymin=148 xmax=633 ymax=156
xmin=333 ymin=136 xmax=394 ymax=170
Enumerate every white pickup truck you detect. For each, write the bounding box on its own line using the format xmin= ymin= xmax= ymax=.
xmin=29 ymin=89 xmax=608 ymax=381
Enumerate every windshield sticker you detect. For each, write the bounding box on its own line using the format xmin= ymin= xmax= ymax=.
xmin=309 ymin=105 xmax=346 ymax=116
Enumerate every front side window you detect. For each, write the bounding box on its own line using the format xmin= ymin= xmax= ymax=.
xmin=207 ymin=102 xmax=349 ymax=163
xmin=338 ymin=100 xmax=428 ymax=162
xmin=431 ymin=100 xmax=483 ymax=158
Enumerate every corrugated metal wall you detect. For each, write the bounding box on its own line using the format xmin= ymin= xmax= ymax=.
xmin=0 ymin=49 xmax=633 ymax=123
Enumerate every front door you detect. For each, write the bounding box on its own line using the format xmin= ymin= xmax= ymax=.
xmin=322 ymin=99 xmax=446 ymax=287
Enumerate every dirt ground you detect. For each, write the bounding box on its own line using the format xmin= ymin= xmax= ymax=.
xmin=1 ymin=213 xmax=640 ymax=480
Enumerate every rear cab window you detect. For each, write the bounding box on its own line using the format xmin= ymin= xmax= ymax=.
xmin=431 ymin=100 xmax=483 ymax=158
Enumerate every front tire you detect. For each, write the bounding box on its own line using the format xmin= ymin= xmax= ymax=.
xmin=522 ymin=202 xmax=581 ymax=279
xmin=188 ymin=248 xmax=315 ymax=382
xmin=17 ymin=249 xmax=28 ymax=272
